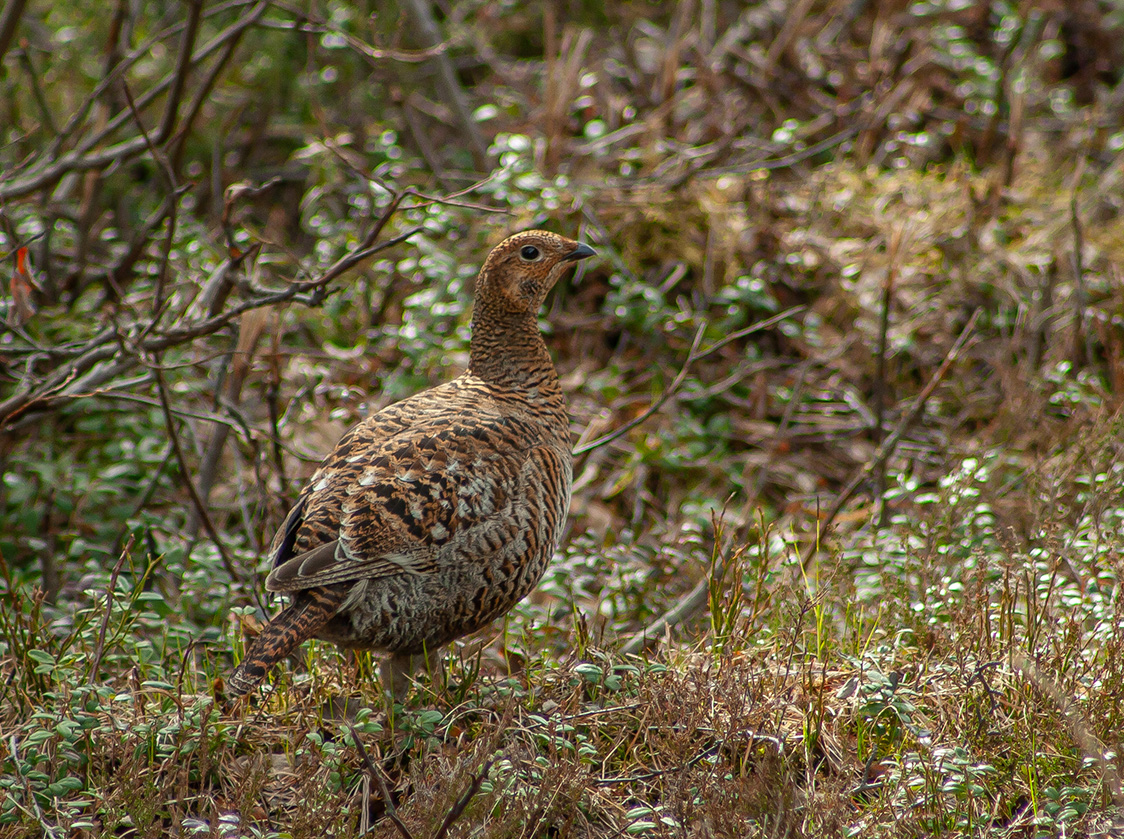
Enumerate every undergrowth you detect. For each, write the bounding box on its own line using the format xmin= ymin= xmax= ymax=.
xmin=2 ymin=433 xmax=1122 ymax=837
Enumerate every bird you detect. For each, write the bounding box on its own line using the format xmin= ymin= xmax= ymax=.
xmin=227 ymin=230 xmax=595 ymax=700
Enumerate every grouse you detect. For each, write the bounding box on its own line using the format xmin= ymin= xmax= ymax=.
xmin=227 ymin=230 xmax=595 ymax=699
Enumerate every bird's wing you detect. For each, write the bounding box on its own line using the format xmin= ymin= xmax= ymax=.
xmin=264 ymin=392 xmax=542 ymax=593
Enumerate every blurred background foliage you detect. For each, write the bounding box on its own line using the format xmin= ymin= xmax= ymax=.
xmin=3 ymin=0 xmax=1124 ymax=836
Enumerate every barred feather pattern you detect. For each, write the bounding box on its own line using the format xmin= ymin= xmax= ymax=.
xmin=227 ymin=231 xmax=594 ymax=698
xmin=227 ymin=585 xmax=347 ymax=697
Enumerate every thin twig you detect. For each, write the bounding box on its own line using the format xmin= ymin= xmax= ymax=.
xmin=800 ymin=307 xmax=983 ymax=570
xmin=82 ymin=383 xmax=252 ymax=433
xmin=8 ymin=733 xmax=63 ymax=839
xmin=574 ymin=322 xmax=707 ymax=456
xmin=153 ymin=364 xmax=244 ymax=585
xmin=169 ymin=1 xmax=271 ymax=170
xmin=433 ymin=759 xmax=495 ymax=839
xmin=663 ymin=124 xmax=862 ymax=187
xmin=690 ymin=306 xmax=807 ymax=364
xmin=156 ymin=0 xmax=201 ymax=143
xmin=113 ymin=443 xmax=175 ymax=555
xmin=397 ymin=0 xmax=488 ymax=169
xmin=0 ymin=0 xmax=29 ymax=67
xmin=594 ymin=743 xmax=721 ymax=785
xmin=1069 ymin=154 xmax=1091 ymax=367
xmin=16 ymin=41 xmax=57 ymax=134
xmin=1011 ymin=651 xmax=1123 ymax=807
xmin=188 ymin=308 xmax=268 ymax=539
xmin=764 ymin=0 xmax=815 ymax=73
xmin=873 ymin=227 xmax=901 ymax=527
xmin=266 ymin=326 xmax=289 ymax=496
xmin=152 ymin=226 xmax=422 ymax=344
xmin=872 ymin=231 xmax=898 ymax=449
xmin=119 ymin=78 xmax=180 ymax=334
xmin=620 ymin=574 xmax=712 ymax=657
xmin=0 ymin=0 xmax=265 ymax=200
xmin=268 ymin=0 xmax=454 ymax=63
xmin=575 ymin=306 xmax=806 ymax=456
xmin=0 ymin=227 xmax=421 ymax=428
xmin=347 ymin=723 xmax=413 ymax=839
xmin=94 ymin=193 xmax=182 ymax=301
xmin=87 ymin=538 xmax=132 ymax=685
xmin=42 ymin=8 xmax=185 ymax=162
xmin=37 ymin=490 xmax=59 ymax=604
xmin=624 ymin=309 xmax=982 ymax=651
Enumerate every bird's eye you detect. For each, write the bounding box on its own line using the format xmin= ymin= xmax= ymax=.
xmin=519 ymin=245 xmax=541 ymax=261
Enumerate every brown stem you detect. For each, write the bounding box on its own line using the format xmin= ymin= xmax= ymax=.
xmin=0 ymin=0 xmax=29 ymax=67
xmin=799 ymin=307 xmax=983 ymax=570
xmin=157 ymin=0 xmax=202 ymax=143
xmin=575 ymin=306 xmax=806 ymax=456
xmin=153 ymin=363 xmax=243 ymax=586
xmin=86 ymin=539 xmax=132 ymax=685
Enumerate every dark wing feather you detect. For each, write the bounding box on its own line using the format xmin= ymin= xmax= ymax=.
xmin=264 ymin=540 xmax=340 ymax=591
xmin=264 ymin=384 xmax=536 ymax=593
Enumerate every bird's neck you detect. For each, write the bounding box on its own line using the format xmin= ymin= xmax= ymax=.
xmin=467 ymin=308 xmax=562 ymax=397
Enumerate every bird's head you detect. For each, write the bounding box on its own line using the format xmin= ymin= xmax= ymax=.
xmin=476 ymin=230 xmax=596 ymax=316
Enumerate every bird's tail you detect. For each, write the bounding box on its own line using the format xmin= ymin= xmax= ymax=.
xmin=226 ymin=586 xmax=346 ymax=698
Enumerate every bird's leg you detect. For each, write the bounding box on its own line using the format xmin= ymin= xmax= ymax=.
xmin=380 ymin=647 xmax=447 ymax=702
xmin=418 ymin=645 xmax=448 ymax=692
xmin=381 ymin=652 xmax=417 ymax=704
xmin=379 ymin=651 xmax=422 ymax=727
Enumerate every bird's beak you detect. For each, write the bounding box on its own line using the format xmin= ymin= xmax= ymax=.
xmin=562 ymin=242 xmax=597 ymax=262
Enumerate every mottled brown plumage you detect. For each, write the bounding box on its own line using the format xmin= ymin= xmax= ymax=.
xmin=227 ymin=231 xmax=595 ymax=699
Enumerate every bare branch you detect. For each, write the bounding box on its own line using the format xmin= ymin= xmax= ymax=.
xmin=119 ymin=77 xmax=180 ymax=332
xmin=169 ymin=1 xmax=271 ymax=169
xmin=800 ymin=307 xmax=983 ymax=570
xmin=619 ymin=574 xmax=710 ymax=657
xmin=433 ymin=760 xmax=495 ymax=839
xmin=0 ymin=0 xmax=269 ymax=200
xmin=0 ymin=225 xmax=421 ymax=429
xmin=0 ymin=0 xmax=29 ymax=67
xmin=153 ymin=363 xmax=243 ymax=586
xmin=397 ymin=0 xmax=488 ymax=169
xmin=574 ymin=306 xmax=806 ymax=456
xmin=157 ymin=0 xmax=202 ymax=144
xmin=347 ymin=724 xmax=414 ymax=839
